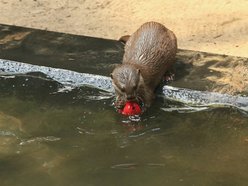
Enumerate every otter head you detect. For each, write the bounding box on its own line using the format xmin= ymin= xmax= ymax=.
xmin=111 ymin=64 xmax=142 ymax=103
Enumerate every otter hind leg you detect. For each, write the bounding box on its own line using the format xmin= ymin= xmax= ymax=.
xmin=164 ymin=71 xmax=175 ymax=83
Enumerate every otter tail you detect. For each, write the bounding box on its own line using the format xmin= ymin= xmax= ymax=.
xmin=118 ymin=35 xmax=130 ymax=44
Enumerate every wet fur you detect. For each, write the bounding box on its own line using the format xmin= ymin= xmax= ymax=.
xmin=111 ymin=22 xmax=177 ymax=108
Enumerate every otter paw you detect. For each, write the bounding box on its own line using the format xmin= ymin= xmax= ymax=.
xmin=115 ymin=100 xmax=125 ymax=109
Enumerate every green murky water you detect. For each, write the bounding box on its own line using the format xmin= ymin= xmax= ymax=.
xmin=0 ymin=76 xmax=248 ymax=186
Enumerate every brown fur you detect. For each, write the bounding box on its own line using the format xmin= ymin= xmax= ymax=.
xmin=111 ymin=22 xmax=177 ymax=108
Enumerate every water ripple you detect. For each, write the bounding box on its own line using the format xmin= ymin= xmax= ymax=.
xmin=19 ymin=136 xmax=61 ymax=145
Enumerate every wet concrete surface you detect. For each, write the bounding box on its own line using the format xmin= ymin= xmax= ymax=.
xmin=0 ymin=24 xmax=248 ymax=96
xmin=0 ymin=24 xmax=123 ymax=77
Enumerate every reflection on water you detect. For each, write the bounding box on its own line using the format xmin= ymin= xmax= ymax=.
xmin=0 ymin=77 xmax=248 ymax=186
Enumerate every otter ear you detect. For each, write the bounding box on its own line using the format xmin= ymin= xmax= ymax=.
xmin=110 ymin=73 xmax=113 ymax=79
xmin=137 ymin=69 xmax=140 ymax=75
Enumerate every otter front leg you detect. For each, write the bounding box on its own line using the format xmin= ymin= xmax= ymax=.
xmin=142 ymin=88 xmax=155 ymax=108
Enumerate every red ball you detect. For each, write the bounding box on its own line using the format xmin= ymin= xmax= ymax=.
xmin=121 ymin=101 xmax=142 ymax=116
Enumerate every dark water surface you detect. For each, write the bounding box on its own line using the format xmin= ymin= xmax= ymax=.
xmin=0 ymin=75 xmax=248 ymax=186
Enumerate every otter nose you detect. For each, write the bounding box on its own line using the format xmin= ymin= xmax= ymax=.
xmin=127 ymin=94 xmax=135 ymax=100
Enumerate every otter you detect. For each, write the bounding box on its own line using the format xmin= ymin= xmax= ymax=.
xmin=111 ymin=22 xmax=177 ymax=108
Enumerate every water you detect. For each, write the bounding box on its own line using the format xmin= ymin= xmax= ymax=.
xmin=1 ymin=64 xmax=248 ymax=186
